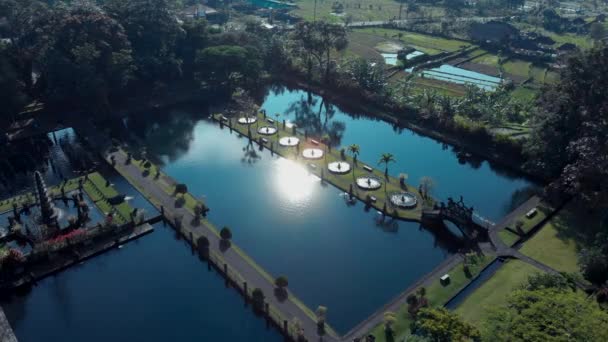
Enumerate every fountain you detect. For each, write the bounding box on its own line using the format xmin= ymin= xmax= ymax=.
xmin=327 ymin=161 xmax=351 ymax=175
xmin=279 ymin=136 xmax=299 ymax=147
xmin=389 ymin=192 xmax=418 ymax=209
xmin=302 ymin=148 xmax=324 ymax=160
xmin=356 ymin=176 xmax=382 ymax=190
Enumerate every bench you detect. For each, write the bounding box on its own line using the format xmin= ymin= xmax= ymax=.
xmin=440 ymin=274 xmax=450 ymax=285
xmin=266 ymin=118 xmax=274 ymax=123
xmin=369 ymin=196 xmax=377 ymax=203
xmin=525 ymin=208 xmax=538 ymax=219
xmin=310 ymin=139 xmax=319 ymax=145
xmin=220 ymin=116 xmax=228 ymax=122
xmin=308 ymin=163 xmax=317 ymax=170
xmin=363 ymin=165 xmax=373 ymax=172
xmin=261 ymin=138 xmax=269 ymax=144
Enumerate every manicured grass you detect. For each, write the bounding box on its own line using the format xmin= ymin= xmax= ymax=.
xmin=354 ymin=28 xmax=470 ymax=53
xmin=455 ymin=260 xmax=542 ymax=324
xmin=82 ymin=172 xmax=133 ymax=224
xmin=519 ymin=212 xmax=580 ymax=274
xmin=369 ymin=255 xmax=493 ymax=342
xmin=216 ymin=113 xmax=427 ymax=221
xmin=0 ymin=177 xmax=84 ymax=213
xmin=498 ymin=229 xmax=520 ymax=247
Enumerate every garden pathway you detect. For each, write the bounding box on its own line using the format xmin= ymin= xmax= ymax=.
xmin=107 ymin=149 xmax=338 ymax=342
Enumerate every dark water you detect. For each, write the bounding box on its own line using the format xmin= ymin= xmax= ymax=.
xmin=136 ymin=116 xmax=461 ymax=333
xmin=1 ymin=84 xmax=537 ymax=338
xmin=1 ymin=222 xmax=282 ymax=342
xmin=260 ymin=85 xmax=537 ymax=221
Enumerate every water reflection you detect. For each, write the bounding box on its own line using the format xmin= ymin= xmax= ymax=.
xmin=272 ymin=158 xmax=319 ymax=204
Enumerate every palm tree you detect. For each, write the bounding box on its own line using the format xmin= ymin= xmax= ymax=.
xmin=378 ymin=153 xmax=396 ymax=179
xmin=347 ymin=144 xmax=360 ymax=164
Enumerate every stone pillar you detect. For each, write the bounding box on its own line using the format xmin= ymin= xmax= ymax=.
xmin=283 ymin=320 xmax=288 ymax=332
xmin=223 ymin=263 xmax=228 ymax=274
xmin=244 ymin=281 xmax=248 ymax=295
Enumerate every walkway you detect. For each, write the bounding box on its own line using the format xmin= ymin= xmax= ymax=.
xmin=107 ymin=149 xmax=337 ymax=342
xmin=342 ymin=254 xmax=463 ymax=341
xmin=0 ymin=307 xmax=17 ymax=342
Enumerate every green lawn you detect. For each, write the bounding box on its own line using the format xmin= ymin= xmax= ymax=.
xmin=498 ymin=229 xmax=520 ymax=247
xmin=83 ymin=172 xmax=133 ymax=224
xmin=369 ymin=255 xmax=493 ymax=342
xmin=519 ymin=212 xmax=580 ymax=275
xmin=354 ymin=28 xmax=470 ymax=53
xmin=455 ymin=260 xmax=542 ymax=324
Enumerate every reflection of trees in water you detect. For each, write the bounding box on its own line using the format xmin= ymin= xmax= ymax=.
xmin=241 ymin=143 xmax=261 ymax=165
xmin=284 ymin=91 xmax=345 ymax=147
xmin=502 ymin=186 xmax=542 ymax=214
xmin=126 ymin=109 xmax=201 ymax=164
xmin=420 ymin=223 xmax=468 ymax=254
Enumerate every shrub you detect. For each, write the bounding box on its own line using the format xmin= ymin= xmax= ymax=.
xmin=275 ymin=275 xmax=289 ymax=289
xmin=252 ymin=288 xmax=265 ymax=310
xmin=174 ymin=183 xmax=188 ymax=195
xmin=220 ymin=226 xmax=232 ymax=240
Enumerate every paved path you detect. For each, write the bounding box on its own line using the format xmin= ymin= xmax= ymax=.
xmin=108 ymin=150 xmax=337 ymax=342
xmin=0 ymin=307 xmax=17 ymax=342
xmin=348 ymin=16 xmax=506 ymax=28
xmin=342 ymin=254 xmax=463 ymax=341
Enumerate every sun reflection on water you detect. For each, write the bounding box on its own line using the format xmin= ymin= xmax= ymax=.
xmin=273 ymin=158 xmax=319 ymax=204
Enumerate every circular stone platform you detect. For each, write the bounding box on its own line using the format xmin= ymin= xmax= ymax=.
xmin=302 ymin=148 xmax=324 ymax=160
xmin=390 ymin=192 xmax=418 ymax=209
xmin=327 ymin=161 xmax=351 ymax=174
xmin=238 ymin=117 xmax=257 ymax=125
xmin=279 ymin=136 xmax=299 ymax=147
xmin=258 ymin=126 xmax=277 ymax=135
xmin=356 ymin=176 xmax=382 ymax=190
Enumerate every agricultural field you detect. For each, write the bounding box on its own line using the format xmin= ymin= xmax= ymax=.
xmin=292 ymin=0 xmax=445 ymax=23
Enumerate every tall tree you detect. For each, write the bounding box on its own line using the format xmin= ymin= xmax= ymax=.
xmin=526 ymin=46 xmax=608 ymax=207
xmin=483 ymin=288 xmax=608 ymax=341
xmin=105 ymin=0 xmax=184 ymax=83
xmin=0 ymin=0 xmax=53 ymax=94
xmin=41 ymin=3 xmax=134 ymax=113
xmin=0 ymin=44 xmax=28 ymax=123
xmin=195 ymin=45 xmax=262 ymax=93
xmin=413 ymin=307 xmax=480 ymax=342
xmin=293 ymin=21 xmax=348 ymax=83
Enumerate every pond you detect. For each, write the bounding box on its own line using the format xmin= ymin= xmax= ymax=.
xmin=260 ymin=85 xmax=535 ymax=221
xmin=0 ymin=222 xmax=283 ymax=342
xmin=137 ymin=116 xmax=456 ymax=333
xmin=409 ymin=64 xmax=502 ymax=90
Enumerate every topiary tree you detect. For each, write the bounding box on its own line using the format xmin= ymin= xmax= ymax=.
xmin=174 ymin=183 xmax=188 ymax=195
xmin=252 ymin=287 xmax=265 ymax=311
xmin=275 ymin=275 xmax=289 ymax=289
xmin=220 ymin=226 xmax=232 ymax=241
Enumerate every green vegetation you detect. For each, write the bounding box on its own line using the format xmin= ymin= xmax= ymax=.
xmin=354 ymin=28 xmax=470 ymax=53
xmin=0 ymin=177 xmax=84 ymax=213
xmin=498 ymin=229 xmax=520 ymax=247
xmin=369 ymin=255 xmax=492 ymax=341
xmin=482 ymin=288 xmax=608 ymax=341
xmin=502 ymin=59 xmax=531 ymax=78
xmin=520 ymin=209 xmax=581 ymax=275
xmin=83 ymin=172 xmax=133 ymax=223
xmin=455 ymin=260 xmax=541 ymax=324
xmin=413 ymin=307 xmax=480 ymax=341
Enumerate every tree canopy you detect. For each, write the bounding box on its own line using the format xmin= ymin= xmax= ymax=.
xmin=412 ymin=307 xmax=480 ymax=342
xmin=482 ymin=288 xmax=608 ymax=341
xmin=526 ymin=46 xmax=608 ymax=208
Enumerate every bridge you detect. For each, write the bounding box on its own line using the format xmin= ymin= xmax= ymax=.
xmin=422 ymin=196 xmax=490 ymax=240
